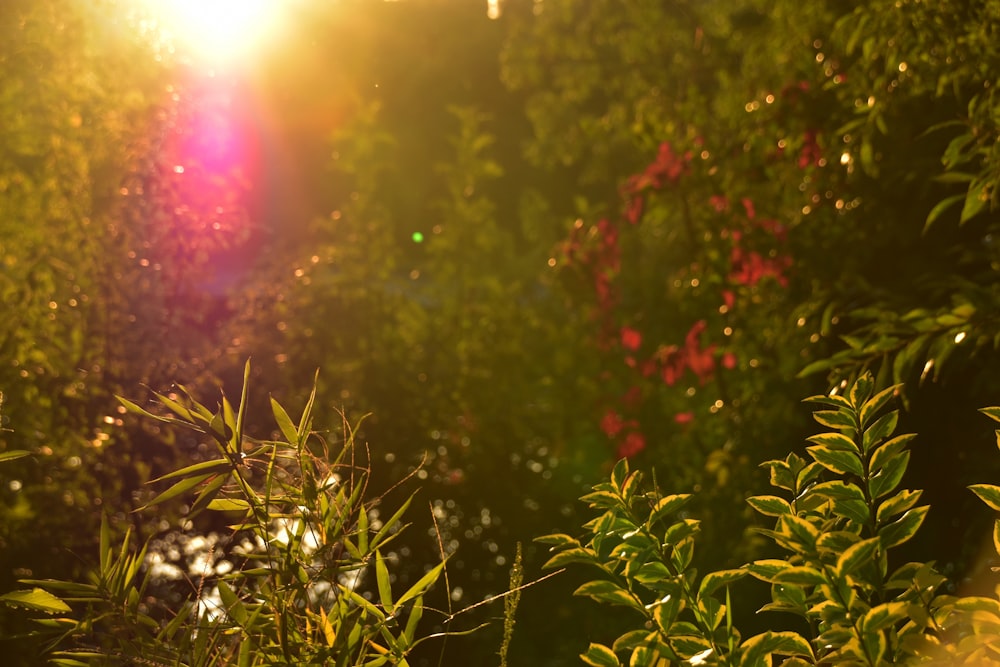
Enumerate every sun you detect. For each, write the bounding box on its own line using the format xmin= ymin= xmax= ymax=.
xmin=139 ymin=0 xmax=285 ymax=68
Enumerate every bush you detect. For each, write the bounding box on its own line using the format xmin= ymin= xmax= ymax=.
xmin=539 ymin=373 xmax=1000 ymax=666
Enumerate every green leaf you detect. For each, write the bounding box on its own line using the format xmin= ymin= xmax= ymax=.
xmin=150 ymin=458 xmax=232 ymax=483
xmin=869 ymin=434 xmax=916 ymax=472
xmin=812 ymin=409 xmax=856 ymax=431
xmin=580 ymin=643 xmax=621 ymax=667
xmin=581 ymin=489 xmax=622 ymax=509
xmin=574 ymin=580 xmax=642 ymax=610
xmin=861 ymin=601 xmax=907 ymax=634
xmin=837 ymin=537 xmax=880 ymax=576
xmin=808 ymin=481 xmax=866 ymax=502
xmin=217 ymin=580 xmax=247 ymax=625
xmin=803 ymin=394 xmax=853 ymax=410
xmin=270 ymin=396 xmax=299 ymax=445
xmin=858 ymin=386 xmax=899 ymax=429
xmin=773 ymin=566 xmax=826 ymax=586
xmin=878 ymin=506 xmax=929 ymax=548
xmin=805 ymin=432 xmax=858 ymax=453
xmin=862 ymin=411 xmax=898 ymax=453
xmin=207 ymin=498 xmax=251 ymax=513
xmin=868 ymin=450 xmax=910 ymax=500
xmin=849 ymin=374 xmax=875 ymax=407
xmin=649 ymin=494 xmax=691 ymax=525
xmin=698 ymin=569 xmax=746 ymax=599
xmin=746 ymin=495 xmax=792 ymax=517
xmin=832 ymin=498 xmax=871 ymax=526
xmin=534 ymin=533 xmax=580 ymax=548
xmin=139 ymin=473 xmax=214 ymax=510
xmin=876 ymin=489 xmax=922 ymax=526
xmin=746 ymin=559 xmax=792 ymax=583
xmin=807 ymin=445 xmax=864 ymax=477
xmin=395 ymin=560 xmax=445 ymax=610
xmin=376 ymin=551 xmax=394 ymax=614
xmin=0 ymin=450 xmax=31 ymax=462
xmin=970 ymin=484 xmax=1000 ymax=512
xmin=960 ymin=177 xmax=989 ymax=224
xmin=777 ymin=515 xmax=820 ymax=551
xmin=980 ymin=407 xmax=1000 ymax=425
xmin=0 ymin=588 xmax=71 ymax=613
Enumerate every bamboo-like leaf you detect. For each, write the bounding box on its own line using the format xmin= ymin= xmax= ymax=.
xmin=207 ymin=498 xmax=251 ymax=513
xmin=0 ymin=588 xmax=71 ymax=613
xmin=150 ymin=458 xmax=231 ymax=483
xmin=139 ymin=473 xmax=213 ymax=510
xmin=395 ymin=561 xmax=445 ymax=610
xmin=376 ymin=551 xmax=394 ymax=614
xmin=187 ymin=475 xmax=228 ymax=517
xmin=270 ymin=396 xmax=299 ymax=445
xmin=0 ymin=450 xmax=31 ymax=462
xmin=534 ymin=533 xmax=580 ymax=548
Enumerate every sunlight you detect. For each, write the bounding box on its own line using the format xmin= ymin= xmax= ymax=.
xmin=139 ymin=0 xmax=284 ymax=67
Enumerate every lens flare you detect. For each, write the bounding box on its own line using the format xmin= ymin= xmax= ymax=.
xmin=139 ymin=0 xmax=284 ymax=68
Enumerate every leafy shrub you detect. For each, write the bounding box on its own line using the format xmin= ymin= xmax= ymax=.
xmin=2 ymin=364 xmax=450 ymax=666
xmin=539 ymin=373 xmax=1000 ymax=666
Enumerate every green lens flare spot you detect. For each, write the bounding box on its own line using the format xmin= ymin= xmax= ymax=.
xmin=412 ymin=232 xmax=424 ymax=243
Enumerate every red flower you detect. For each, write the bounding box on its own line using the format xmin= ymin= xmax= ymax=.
xmin=617 ymin=431 xmax=646 ymax=458
xmin=674 ymin=412 xmax=694 ymax=425
xmin=621 ymin=326 xmax=642 ymax=351
xmin=601 ymin=410 xmax=625 ymax=438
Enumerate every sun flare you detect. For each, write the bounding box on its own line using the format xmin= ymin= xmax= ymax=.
xmin=139 ymin=0 xmax=284 ymax=67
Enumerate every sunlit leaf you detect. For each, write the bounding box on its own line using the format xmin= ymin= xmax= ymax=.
xmin=836 ymin=537 xmax=879 ymax=577
xmin=747 ymin=495 xmax=792 ymax=517
xmin=0 ymin=588 xmax=70 ymax=613
xmin=878 ymin=506 xmax=929 ymax=548
xmin=970 ymin=484 xmax=1000 ymax=512
xmin=580 ymin=642 xmax=621 ymax=667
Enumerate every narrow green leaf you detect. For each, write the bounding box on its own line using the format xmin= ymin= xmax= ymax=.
xmin=270 ymin=396 xmax=299 ymax=445
xmin=150 ymin=458 xmax=232 ymax=483
xmin=376 ymin=551 xmax=394 ymax=615
xmin=206 ymin=498 xmax=251 ymax=512
xmin=0 ymin=450 xmax=31 ymax=462
xmin=0 ymin=588 xmax=71 ymax=613
xmin=395 ymin=561 xmax=445 ymax=609
xmin=298 ymin=372 xmax=319 ymax=441
xmin=139 ymin=473 xmax=213 ymax=510
xmin=878 ymin=506 xmax=929 ymax=548
xmin=580 ymin=643 xmax=621 ymax=667
xmin=217 ymin=580 xmax=247 ymax=625
xmin=187 ymin=474 xmax=228 ymax=517
xmin=970 ymin=484 xmax=1000 ymax=512
xmin=960 ymin=178 xmax=989 ymax=224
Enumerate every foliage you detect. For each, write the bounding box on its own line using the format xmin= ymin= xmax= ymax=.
xmin=539 ymin=373 xmax=1000 ymax=665
xmin=3 ymin=364 xmax=455 ymax=666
